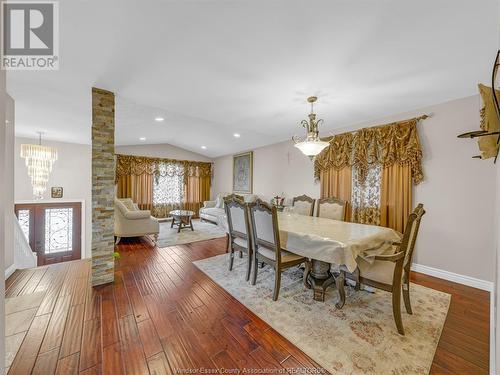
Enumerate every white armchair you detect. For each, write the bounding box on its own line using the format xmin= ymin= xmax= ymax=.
xmin=114 ymin=198 xmax=159 ymax=244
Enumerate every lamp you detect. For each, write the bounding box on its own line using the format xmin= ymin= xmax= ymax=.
xmin=292 ymin=96 xmax=329 ymax=159
xmin=20 ymin=132 xmax=58 ymax=199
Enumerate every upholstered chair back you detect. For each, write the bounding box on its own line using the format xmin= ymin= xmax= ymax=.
xmin=252 ymin=210 xmax=275 ymax=244
xmin=223 ymin=194 xmax=249 ymax=240
xmin=292 ymin=195 xmax=315 ymax=216
xmin=248 ymin=199 xmax=281 ymax=260
xmin=115 ymin=198 xmax=139 ymax=214
xmin=317 ymin=197 xmax=347 ymax=221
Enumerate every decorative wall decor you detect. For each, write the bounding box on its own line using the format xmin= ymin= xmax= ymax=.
xmin=51 ymin=186 xmax=63 ymax=198
xmin=457 ymin=50 xmax=500 ymax=162
xmin=233 ymin=151 xmax=253 ymax=194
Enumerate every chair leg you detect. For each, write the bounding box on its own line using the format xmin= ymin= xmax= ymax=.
xmin=392 ymin=288 xmax=404 ymax=335
xmin=392 ymin=264 xmax=405 ymax=335
xmin=153 ymin=234 xmax=158 ymax=245
xmin=245 ymin=250 xmax=252 ymax=282
xmin=402 ymin=277 xmax=412 ymax=314
xmin=273 ymin=268 xmax=281 ymax=301
xmin=239 ymin=250 xmax=243 ymax=258
xmin=251 ymin=254 xmax=258 ymax=285
xmin=352 ymin=267 xmax=361 ymax=291
xmin=228 ymin=246 xmax=235 ymax=271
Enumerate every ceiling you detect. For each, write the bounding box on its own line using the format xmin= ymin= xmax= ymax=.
xmin=7 ymin=0 xmax=500 ymax=158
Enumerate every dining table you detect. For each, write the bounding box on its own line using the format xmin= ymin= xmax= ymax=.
xmin=219 ymin=211 xmax=402 ymax=308
xmin=277 ymin=212 xmax=402 ymax=307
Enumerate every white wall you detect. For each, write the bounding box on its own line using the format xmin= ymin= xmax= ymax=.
xmin=212 ymin=141 xmax=318 ymax=203
xmin=116 ymin=143 xmax=212 ymax=162
xmin=213 ymin=95 xmax=496 ymax=283
xmin=14 ymin=138 xmax=92 ymax=259
xmin=5 ymin=96 xmax=15 ymax=273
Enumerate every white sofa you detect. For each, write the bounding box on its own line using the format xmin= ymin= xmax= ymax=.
xmin=114 ymin=198 xmax=160 ymax=244
xmin=200 ymin=193 xmax=259 ymax=224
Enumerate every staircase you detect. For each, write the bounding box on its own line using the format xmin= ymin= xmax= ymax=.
xmin=7 ymin=213 xmax=37 ymax=278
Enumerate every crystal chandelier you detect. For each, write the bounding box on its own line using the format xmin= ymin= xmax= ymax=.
xmin=292 ymin=96 xmax=329 ymax=159
xmin=20 ymin=132 xmax=58 ymax=199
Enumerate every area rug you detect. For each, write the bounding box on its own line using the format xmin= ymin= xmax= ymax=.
xmin=193 ymin=254 xmax=451 ymax=375
xmin=156 ymin=219 xmax=226 ymax=247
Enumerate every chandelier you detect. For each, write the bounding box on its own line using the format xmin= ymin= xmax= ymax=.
xmin=20 ymin=132 xmax=58 ymax=199
xmin=292 ymin=96 xmax=329 ymax=159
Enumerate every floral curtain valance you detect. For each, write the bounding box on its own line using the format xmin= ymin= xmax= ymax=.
xmin=115 ymin=154 xmax=212 ymax=183
xmin=314 ymin=115 xmax=427 ymax=184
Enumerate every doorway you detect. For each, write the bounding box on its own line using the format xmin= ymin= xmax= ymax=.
xmin=14 ymin=202 xmax=82 ymax=266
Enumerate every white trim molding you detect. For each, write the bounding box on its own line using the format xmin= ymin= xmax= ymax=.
xmin=5 ymin=263 xmax=16 ymax=279
xmin=411 ymin=263 xmax=494 ymax=292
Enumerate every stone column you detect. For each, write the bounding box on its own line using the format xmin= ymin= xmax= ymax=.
xmin=91 ymin=87 xmax=115 ymax=286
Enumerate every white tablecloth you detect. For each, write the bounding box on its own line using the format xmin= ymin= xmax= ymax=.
xmin=277 ymin=213 xmax=401 ymax=272
xmin=219 ymin=212 xmax=402 ymax=273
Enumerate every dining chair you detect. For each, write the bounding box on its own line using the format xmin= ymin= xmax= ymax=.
xmin=292 ymin=194 xmax=315 ymax=216
xmin=343 ymin=203 xmax=426 ymax=335
xmin=224 ymin=194 xmax=253 ymax=281
xmin=316 ymin=197 xmax=347 ymax=221
xmin=248 ymin=199 xmax=306 ymax=300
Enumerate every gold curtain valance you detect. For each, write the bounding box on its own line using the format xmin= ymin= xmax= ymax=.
xmin=115 ymin=154 xmax=212 ymax=183
xmin=314 ymin=115 xmax=427 ymax=184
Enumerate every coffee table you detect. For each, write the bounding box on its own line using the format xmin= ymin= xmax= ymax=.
xmin=170 ymin=210 xmax=195 ymax=233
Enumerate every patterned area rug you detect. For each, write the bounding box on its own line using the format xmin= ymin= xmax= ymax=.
xmin=193 ymin=254 xmax=451 ymax=375
xmin=157 ymin=219 xmax=226 ymax=248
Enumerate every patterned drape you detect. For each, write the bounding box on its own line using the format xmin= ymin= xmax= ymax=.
xmin=317 ymin=116 xmax=427 ymax=232
xmin=184 ymin=176 xmax=211 ymax=216
xmin=115 ymin=154 xmax=212 ymax=183
xmin=351 ymin=164 xmax=382 ymax=225
xmin=115 ymin=154 xmax=212 ymax=218
xmin=314 ymin=115 xmax=427 ymax=185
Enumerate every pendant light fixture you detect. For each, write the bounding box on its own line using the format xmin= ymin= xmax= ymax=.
xmin=20 ymin=132 xmax=58 ymax=199
xmin=292 ymin=96 xmax=329 ymax=159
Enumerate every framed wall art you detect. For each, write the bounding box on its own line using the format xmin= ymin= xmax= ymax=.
xmin=232 ymin=151 xmax=253 ymax=194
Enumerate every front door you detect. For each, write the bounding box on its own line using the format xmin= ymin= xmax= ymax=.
xmin=15 ymin=202 xmax=82 ymax=266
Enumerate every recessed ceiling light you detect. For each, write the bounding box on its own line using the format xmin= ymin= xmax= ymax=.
xmin=201 ymin=145 xmax=207 ymax=150
xmin=139 ymin=137 xmax=146 ymax=141
xmin=154 ymin=117 xmax=164 ymax=122
xmin=233 ymin=133 xmax=241 ymax=138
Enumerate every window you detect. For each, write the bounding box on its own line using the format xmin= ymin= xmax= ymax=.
xmin=351 ymin=164 xmax=382 ymax=225
xmin=153 ymin=163 xmax=184 ymax=205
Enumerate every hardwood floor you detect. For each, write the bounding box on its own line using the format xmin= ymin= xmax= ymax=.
xmin=5 ymin=237 xmax=490 ymax=375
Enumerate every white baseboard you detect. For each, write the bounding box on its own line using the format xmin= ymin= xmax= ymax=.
xmin=411 ymin=263 xmax=494 ymax=292
xmin=5 ymin=263 xmax=16 ymax=280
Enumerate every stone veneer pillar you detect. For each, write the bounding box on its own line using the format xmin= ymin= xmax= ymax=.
xmin=91 ymin=87 xmax=115 ymax=286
